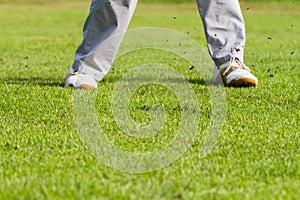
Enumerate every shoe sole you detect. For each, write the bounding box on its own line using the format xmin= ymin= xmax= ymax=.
xmin=78 ymin=84 xmax=96 ymax=89
xmin=67 ymin=83 xmax=96 ymax=89
xmin=227 ymin=78 xmax=257 ymax=87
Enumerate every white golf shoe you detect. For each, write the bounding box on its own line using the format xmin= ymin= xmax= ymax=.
xmin=65 ymin=69 xmax=98 ymax=89
xmin=214 ymin=57 xmax=258 ymax=87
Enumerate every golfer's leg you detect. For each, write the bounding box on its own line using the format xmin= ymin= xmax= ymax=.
xmin=71 ymin=0 xmax=137 ymax=81
xmin=196 ymin=0 xmax=245 ymax=66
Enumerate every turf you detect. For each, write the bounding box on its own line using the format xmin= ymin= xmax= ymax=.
xmin=0 ymin=0 xmax=299 ymax=199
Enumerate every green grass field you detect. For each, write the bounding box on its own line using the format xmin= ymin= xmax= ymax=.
xmin=0 ymin=0 xmax=299 ymax=199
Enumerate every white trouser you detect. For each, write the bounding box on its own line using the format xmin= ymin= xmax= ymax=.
xmin=71 ymin=0 xmax=245 ymax=81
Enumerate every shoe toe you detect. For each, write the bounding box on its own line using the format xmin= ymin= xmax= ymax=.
xmin=226 ymin=69 xmax=258 ymax=87
xmin=65 ymin=73 xmax=98 ymax=89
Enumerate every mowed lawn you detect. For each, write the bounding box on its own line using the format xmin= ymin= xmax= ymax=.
xmin=0 ymin=0 xmax=299 ymax=199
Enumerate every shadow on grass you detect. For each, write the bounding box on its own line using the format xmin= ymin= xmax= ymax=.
xmin=103 ymin=76 xmax=208 ymax=86
xmin=1 ymin=76 xmax=209 ymax=88
xmin=1 ymin=77 xmax=64 ymax=87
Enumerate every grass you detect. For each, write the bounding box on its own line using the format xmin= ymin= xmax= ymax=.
xmin=0 ymin=0 xmax=299 ymax=199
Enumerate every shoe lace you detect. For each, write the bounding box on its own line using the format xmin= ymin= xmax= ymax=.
xmin=223 ymin=57 xmax=250 ymax=76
